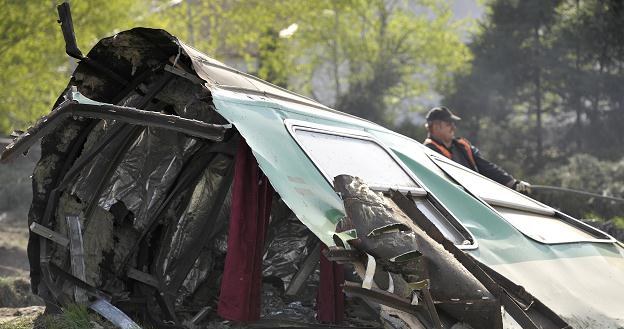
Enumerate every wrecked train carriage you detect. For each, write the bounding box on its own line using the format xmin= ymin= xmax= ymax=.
xmin=4 ymin=28 xmax=624 ymax=328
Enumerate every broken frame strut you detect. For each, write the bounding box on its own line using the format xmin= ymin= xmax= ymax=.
xmin=1 ymin=88 xmax=231 ymax=163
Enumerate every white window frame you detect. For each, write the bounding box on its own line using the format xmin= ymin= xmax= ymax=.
xmin=428 ymin=153 xmax=615 ymax=244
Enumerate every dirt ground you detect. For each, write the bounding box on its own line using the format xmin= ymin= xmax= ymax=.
xmin=0 ymin=210 xmax=45 ymax=325
xmin=0 ymin=145 xmax=45 ymax=325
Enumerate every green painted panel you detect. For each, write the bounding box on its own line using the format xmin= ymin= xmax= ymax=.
xmin=211 ymin=90 xmax=345 ymax=246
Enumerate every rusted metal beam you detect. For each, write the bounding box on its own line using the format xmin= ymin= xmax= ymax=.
xmin=57 ymin=2 xmax=129 ymax=85
xmin=164 ymin=65 xmax=204 ymax=85
xmin=420 ymin=288 xmax=442 ymax=329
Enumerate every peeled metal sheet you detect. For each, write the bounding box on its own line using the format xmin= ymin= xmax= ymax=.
xmin=263 ymin=215 xmax=316 ymax=286
xmin=159 ymin=154 xmax=231 ymax=283
xmin=90 ymin=298 xmax=142 ymax=329
xmin=72 ymin=126 xmax=200 ymax=230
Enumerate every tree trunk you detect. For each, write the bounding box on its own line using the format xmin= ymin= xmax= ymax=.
xmin=534 ymin=26 xmax=543 ymax=164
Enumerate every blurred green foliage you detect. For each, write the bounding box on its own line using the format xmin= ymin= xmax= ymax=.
xmin=0 ymin=0 xmax=148 ymax=134
xmin=531 ymin=154 xmax=624 ymax=221
xmin=442 ymin=0 xmax=624 ymax=220
xmin=444 ymin=0 xmax=624 ymax=173
xmin=41 ymin=304 xmax=119 ymax=329
xmin=0 ymin=0 xmax=471 ymax=133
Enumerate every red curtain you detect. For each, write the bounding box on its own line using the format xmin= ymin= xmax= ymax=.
xmin=217 ymin=138 xmax=274 ymax=322
xmin=317 ymin=244 xmax=345 ymax=323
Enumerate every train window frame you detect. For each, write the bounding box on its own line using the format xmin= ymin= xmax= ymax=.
xmin=429 ymin=154 xmax=615 ymax=244
xmin=285 ymin=119 xmax=477 ymax=249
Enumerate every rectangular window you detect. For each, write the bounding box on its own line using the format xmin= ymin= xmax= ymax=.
xmin=431 ymin=155 xmax=613 ymax=244
xmin=494 ymin=206 xmax=600 ymax=243
xmin=432 ymin=156 xmax=552 ymax=215
xmin=414 ymin=197 xmax=473 ymax=246
xmin=292 ymin=127 xmax=421 ymax=193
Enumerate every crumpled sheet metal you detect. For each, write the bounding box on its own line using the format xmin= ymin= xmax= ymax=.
xmin=159 ymin=154 xmax=231 ymax=285
xmin=26 ymin=27 xmax=623 ymax=328
xmin=333 ymin=175 xmax=499 ymax=328
xmin=72 ymin=126 xmax=200 ymax=231
xmin=262 ymin=215 xmax=317 ymax=288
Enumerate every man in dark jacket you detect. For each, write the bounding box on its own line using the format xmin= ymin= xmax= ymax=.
xmin=423 ymin=106 xmax=531 ymax=193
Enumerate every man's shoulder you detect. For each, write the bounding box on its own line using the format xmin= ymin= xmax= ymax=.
xmin=455 ymin=137 xmax=480 ymax=155
xmin=424 ymin=142 xmax=438 ymax=150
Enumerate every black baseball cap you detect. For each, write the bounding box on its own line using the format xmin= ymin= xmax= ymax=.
xmin=425 ymin=106 xmax=461 ymax=122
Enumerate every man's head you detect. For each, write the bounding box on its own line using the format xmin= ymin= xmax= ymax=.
xmin=425 ymin=107 xmax=461 ymax=147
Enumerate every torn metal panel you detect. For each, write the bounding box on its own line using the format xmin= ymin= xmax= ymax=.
xmin=179 ymin=43 xmax=332 ymax=113
xmin=263 ymin=215 xmax=318 ymax=289
xmin=210 ymin=91 xmax=347 ymax=248
xmin=389 ymin=190 xmax=569 ymax=329
xmin=73 ymin=126 xmax=200 ymax=230
xmin=332 ymin=175 xmax=499 ymax=328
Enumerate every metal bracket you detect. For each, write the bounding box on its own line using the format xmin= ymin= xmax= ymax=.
xmin=164 ymin=65 xmax=204 ymax=85
xmin=29 ymin=222 xmax=69 ymax=249
xmin=126 ymin=268 xmax=159 ymax=288
xmin=343 ymin=281 xmax=422 ymax=315
xmin=322 ymin=247 xmax=360 ymax=263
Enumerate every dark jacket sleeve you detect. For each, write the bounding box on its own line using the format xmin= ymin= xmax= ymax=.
xmin=471 ymin=146 xmax=516 ymax=186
